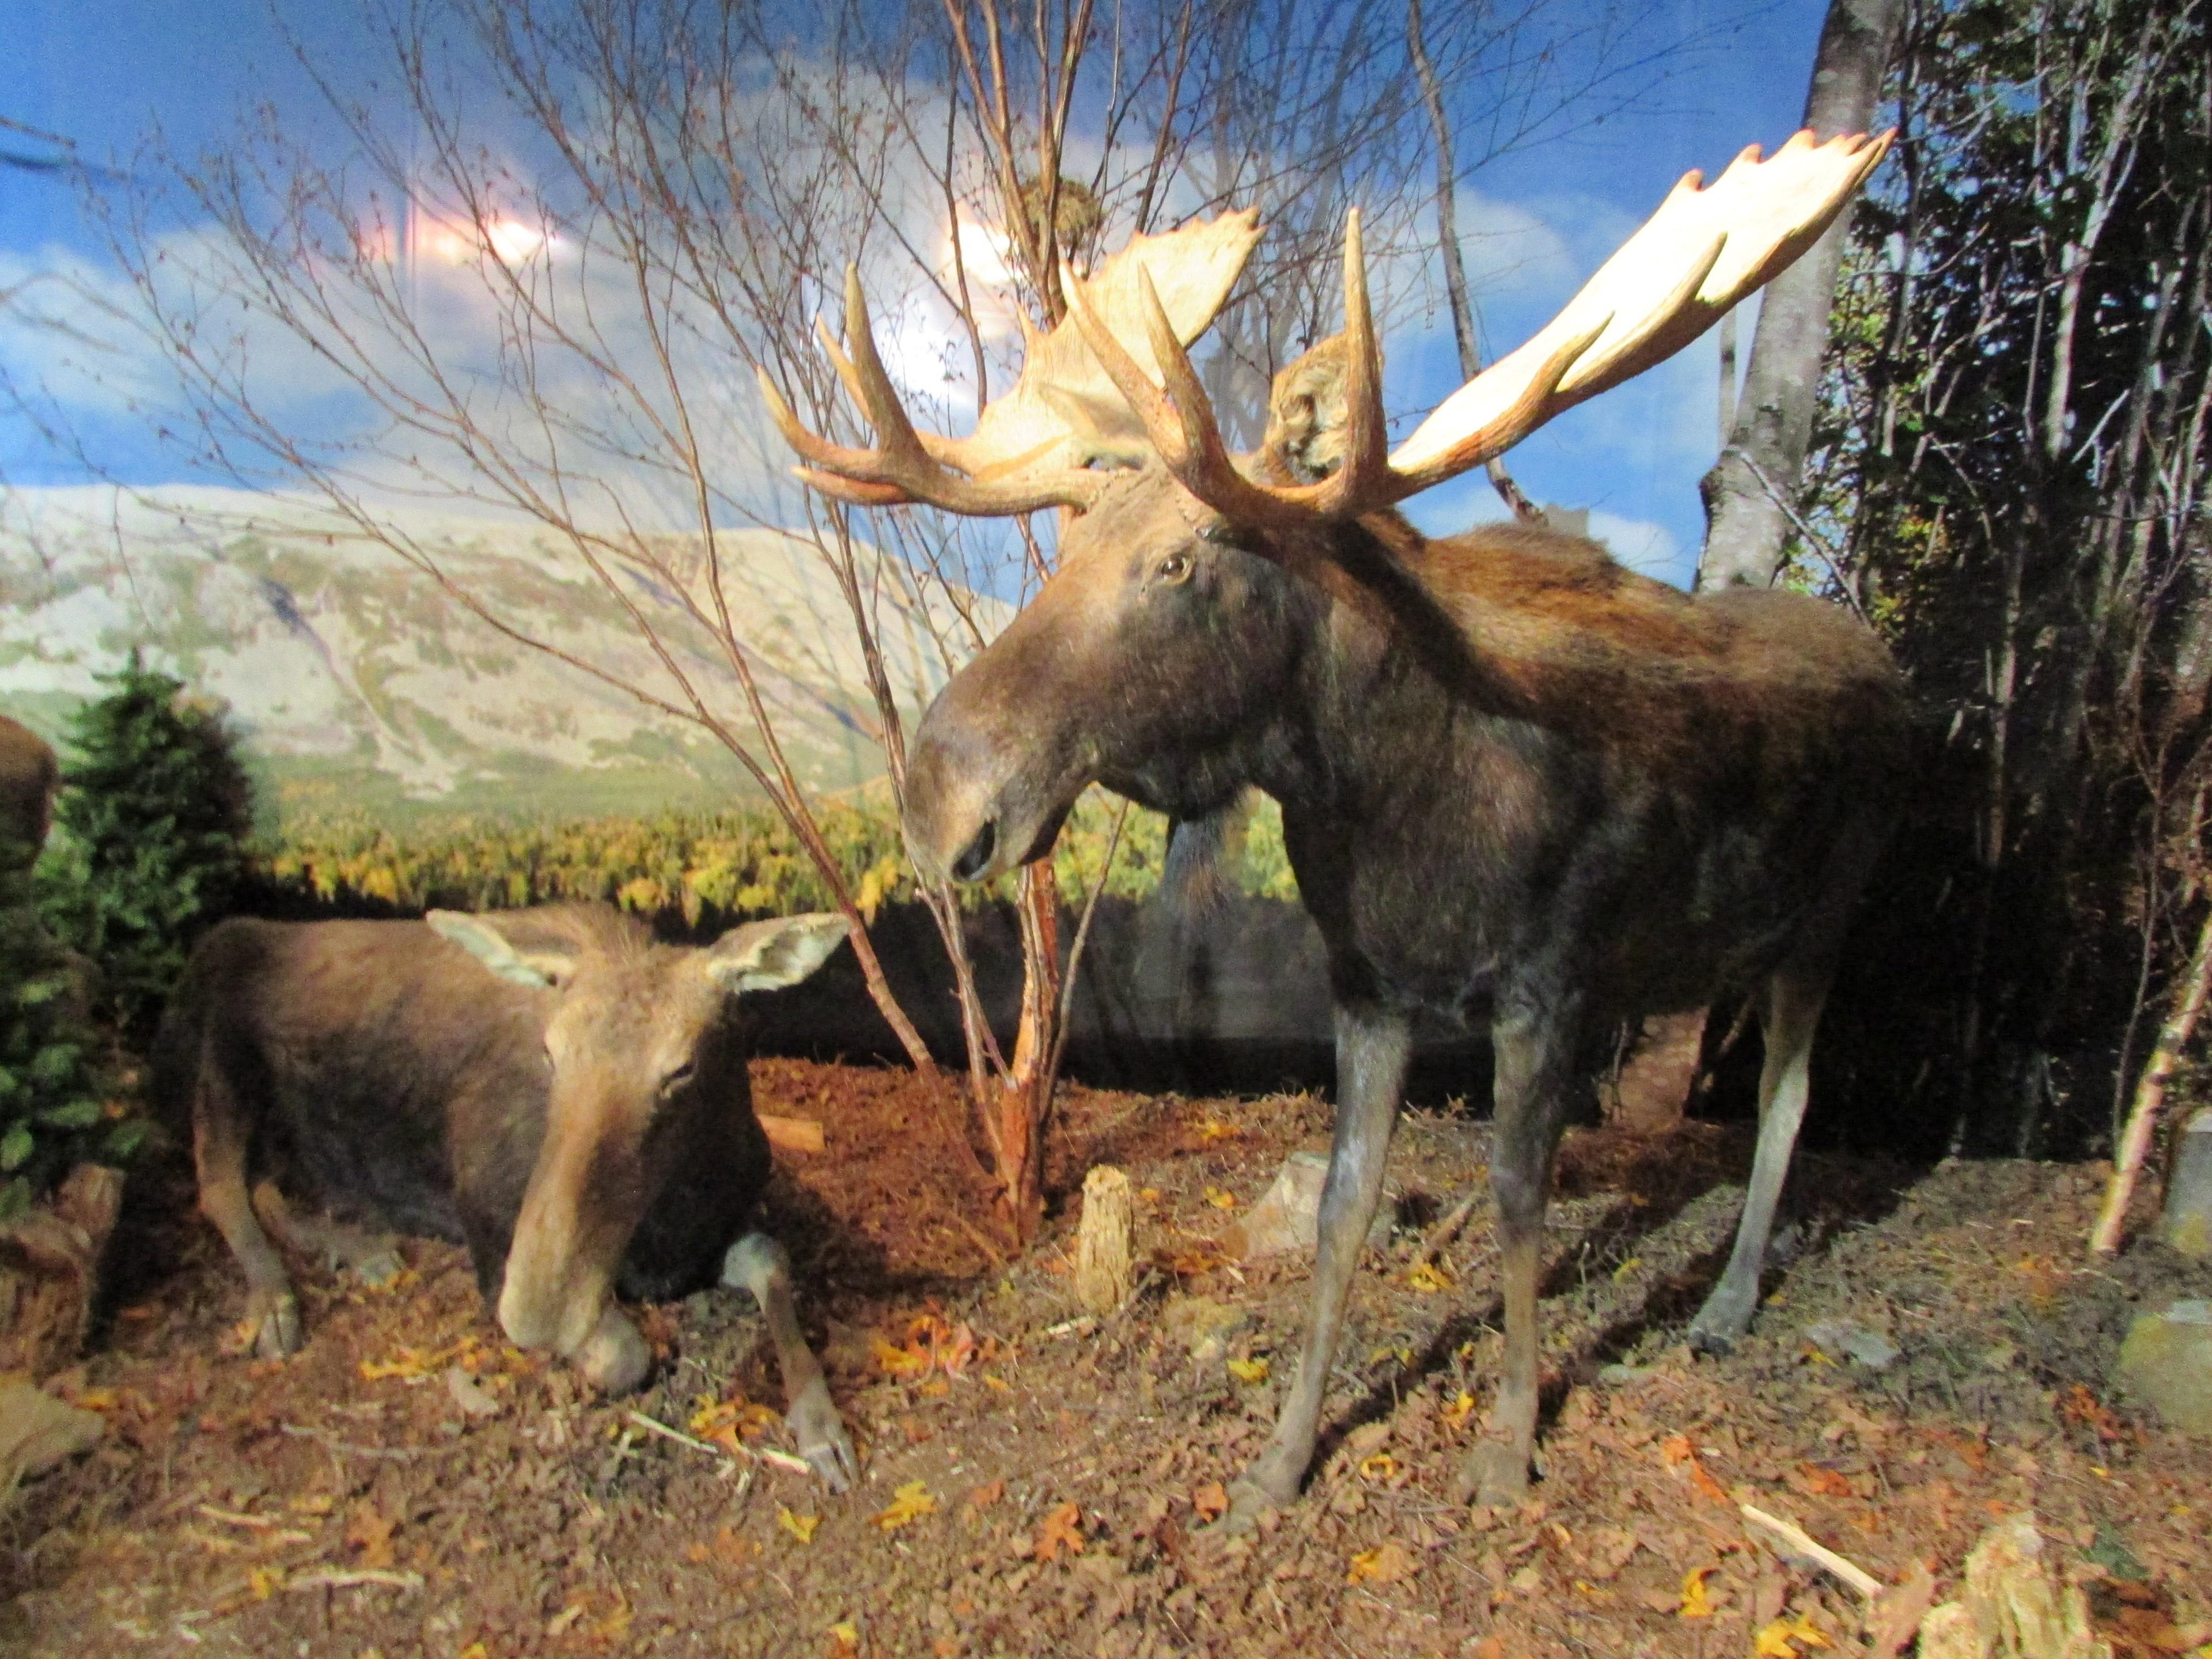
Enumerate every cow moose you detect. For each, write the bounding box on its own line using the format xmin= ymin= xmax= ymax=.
xmin=0 ymin=713 xmax=58 ymax=868
xmin=157 ymin=903 xmax=859 ymax=1487
xmin=763 ymin=130 xmax=1903 ymax=1522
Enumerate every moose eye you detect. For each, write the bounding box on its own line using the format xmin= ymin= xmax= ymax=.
xmin=658 ymin=1062 xmax=695 ymax=1097
xmin=1154 ymin=551 xmax=1195 ymax=585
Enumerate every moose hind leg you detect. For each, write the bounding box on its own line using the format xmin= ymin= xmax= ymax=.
xmin=1688 ymin=964 xmax=1830 ymax=1353
xmin=723 ymin=1233 xmax=856 ymax=1491
xmin=1457 ymin=1001 xmax=1579 ymax=1508
xmin=1226 ymin=1005 xmax=1410 ymax=1532
xmin=194 ymin=1059 xmax=299 ymax=1358
xmin=251 ymin=1183 xmax=404 ymax=1287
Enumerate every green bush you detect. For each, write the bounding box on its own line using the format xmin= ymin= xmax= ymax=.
xmin=39 ymin=652 xmax=255 ymax=1042
xmin=0 ymin=856 xmax=131 ymax=1222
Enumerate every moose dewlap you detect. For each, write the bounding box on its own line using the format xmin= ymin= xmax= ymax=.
xmin=156 ymin=902 xmax=860 ymax=1488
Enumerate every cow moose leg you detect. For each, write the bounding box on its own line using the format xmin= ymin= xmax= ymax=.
xmin=192 ymin=1054 xmax=300 ymax=1358
xmin=1688 ymin=963 xmax=1830 ymax=1353
xmin=1225 ymin=1005 xmax=1410 ymax=1532
xmin=1457 ymin=1001 xmax=1579 ymax=1508
xmin=722 ymin=1233 xmax=857 ymax=1492
xmin=251 ymin=1183 xmax=406 ymax=1287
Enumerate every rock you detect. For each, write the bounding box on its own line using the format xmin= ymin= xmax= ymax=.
xmin=2117 ymin=1299 xmax=2212 ymax=1434
xmin=1074 ymin=1165 xmax=1137 ymax=1313
xmin=1221 ymin=1150 xmax=1394 ymax=1261
xmin=1160 ymin=1294 xmax=1247 ymax=1363
xmin=1597 ymin=1363 xmax=1656 ymax=1388
xmin=1802 ymin=1319 xmax=1900 ymax=1371
xmin=0 ymin=1164 xmax=126 ymax=1380
xmin=0 ymin=1380 xmax=104 ymax=1508
xmin=2163 ymin=1109 xmax=2212 ymax=1259
xmin=445 ymin=1365 xmax=501 ymax=1419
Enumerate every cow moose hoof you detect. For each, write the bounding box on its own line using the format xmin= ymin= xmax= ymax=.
xmin=787 ymin=1376 xmax=857 ymax=1493
xmin=575 ymin=1306 xmax=651 ymax=1394
xmin=1216 ymin=1476 xmax=1284 ymax=1537
xmin=246 ymin=1286 xmax=302 ymax=1358
xmin=1456 ymin=1441 xmax=1532 ymax=1510
xmin=1687 ymin=1287 xmax=1756 ymax=1357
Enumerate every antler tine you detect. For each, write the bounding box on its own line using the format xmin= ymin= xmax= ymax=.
xmin=1322 ymin=208 xmax=1392 ymax=517
xmin=759 ymin=267 xmax=1106 ymax=516
xmin=838 ymin=266 xmax=931 ymax=465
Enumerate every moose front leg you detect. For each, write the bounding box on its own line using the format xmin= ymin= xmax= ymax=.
xmin=1457 ymin=1002 xmax=1577 ymax=1508
xmin=1225 ymin=1005 xmax=1410 ymax=1532
xmin=723 ymin=1233 xmax=857 ymax=1492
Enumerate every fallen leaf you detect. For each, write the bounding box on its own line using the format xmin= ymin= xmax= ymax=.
xmin=1755 ymin=1612 xmax=1832 ymax=1656
xmin=872 ymin=1338 xmax=932 ymax=1377
xmin=247 ymin=1566 xmax=283 ymax=1601
xmin=1203 ymin=1185 xmax=1238 ymax=1211
xmin=1033 ymin=1502 xmax=1085 ymax=1563
xmin=966 ymin=1478 xmax=1005 ymax=1510
xmin=1793 ymin=1462 xmax=1855 ymax=1499
xmin=1191 ymin=1481 xmax=1228 ymax=1522
xmin=1406 ymin=1260 xmax=1452 ymax=1293
xmin=778 ymin=1506 xmax=821 ymax=1545
xmin=1358 ymin=1453 xmax=1398 ymax=1482
xmin=445 ymin=1366 xmax=500 ymax=1419
xmin=358 ymin=1341 xmax=465 ymax=1382
xmin=1679 ymin=1565 xmax=1718 ymax=1619
xmin=1196 ymin=1119 xmax=1240 ymax=1142
xmin=344 ymin=1501 xmax=397 ymax=1570
xmin=1442 ymin=1390 xmax=1478 ymax=1431
xmin=1611 ymin=1255 xmax=1644 ymax=1281
xmin=1226 ymin=1357 xmax=1270 ymax=1384
xmin=1346 ymin=1541 xmax=1417 ymax=1586
xmin=982 ymin=1374 xmax=1011 ymax=1393
xmin=873 ymin=1480 xmax=935 ymax=1531
xmin=826 ymin=1622 xmax=860 ymax=1654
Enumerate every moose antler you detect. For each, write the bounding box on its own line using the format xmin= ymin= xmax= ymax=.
xmin=1066 ymin=127 xmax=1892 ymax=529
xmin=760 ymin=211 xmax=1263 ymax=514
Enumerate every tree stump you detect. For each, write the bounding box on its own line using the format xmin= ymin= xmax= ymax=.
xmin=0 ymin=1164 xmax=124 ymax=1380
xmin=1074 ymin=1165 xmax=1136 ymax=1313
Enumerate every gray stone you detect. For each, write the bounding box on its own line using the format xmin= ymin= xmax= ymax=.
xmin=2118 ymin=1298 xmax=2212 ymax=1435
xmin=1222 ymin=1150 xmax=1396 ymax=1261
xmin=1803 ymin=1319 xmax=1900 ymax=1370
xmin=1161 ymin=1294 xmax=1248 ymax=1363
xmin=2164 ymin=1109 xmax=2212 ymax=1259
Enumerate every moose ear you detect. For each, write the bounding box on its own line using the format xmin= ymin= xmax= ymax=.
xmin=703 ymin=913 xmax=851 ymax=995
xmin=425 ymin=910 xmax=580 ymax=988
xmin=1262 ymin=334 xmax=1355 ymax=486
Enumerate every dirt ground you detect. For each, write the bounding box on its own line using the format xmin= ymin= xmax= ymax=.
xmin=5 ymin=1058 xmax=2209 ymax=1658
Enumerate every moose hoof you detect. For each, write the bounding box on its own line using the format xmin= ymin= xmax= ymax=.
xmin=247 ymin=1287 xmax=302 ymax=1358
xmin=575 ymin=1309 xmax=650 ymax=1393
xmin=1457 ymin=1441 xmax=1531 ymax=1510
xmin=1687 ymin=1291 xmax=1754 ymax=1357
xmin=788 ymin=1377 xmax=857 ymax=1493
xmin=1216 ymin=1478 xmax=1280 ymax=1537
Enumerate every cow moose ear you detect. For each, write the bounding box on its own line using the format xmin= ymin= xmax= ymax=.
xmin=703 ymin=912 xmax=851 ymax=995
xmin=425 ymin=910 xmax=579 ymax=988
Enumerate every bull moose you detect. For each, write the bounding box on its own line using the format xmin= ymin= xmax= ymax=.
xmin=157 ymin=903 xmax=859 ymax=1487
xmin=763 ymin=130 xmax=1902 ymax=1521
xmin=0 ymin=713 xmax=58 ymax=867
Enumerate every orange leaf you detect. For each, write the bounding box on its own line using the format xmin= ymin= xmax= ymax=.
xmin=872 ymin=1480 xmax=935 ymax=1531
xmin=1191 ymin=1481 xmax=1229 ymax=1522
xmin=1346 ymin=1541 xmax=1417 ymax=1586
xmin=343 ymin=1501 xmax=396 ymax=1570
xmin=1794 ymin=1463 xmax=1857 ymax=1498
xmin=965 ymin=1478 xmax=1005 ymax=1510
xmin=1033 ymin=1502 xmax=1086 ymax=1563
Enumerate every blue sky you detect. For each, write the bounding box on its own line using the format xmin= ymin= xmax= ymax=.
xmin=2 ymin=0 xmax=1836 ymax=586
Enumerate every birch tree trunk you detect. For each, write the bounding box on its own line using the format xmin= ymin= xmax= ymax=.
xmin=1696 ymin=0 xmax=1901 ymax=590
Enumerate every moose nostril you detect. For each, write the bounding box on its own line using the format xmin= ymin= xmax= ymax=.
xmin=950 ymin=819 xmax=998 ymax=882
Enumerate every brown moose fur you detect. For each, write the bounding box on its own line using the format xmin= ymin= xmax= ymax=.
xmin=0 ymin=714 xmax=58 ymax=865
